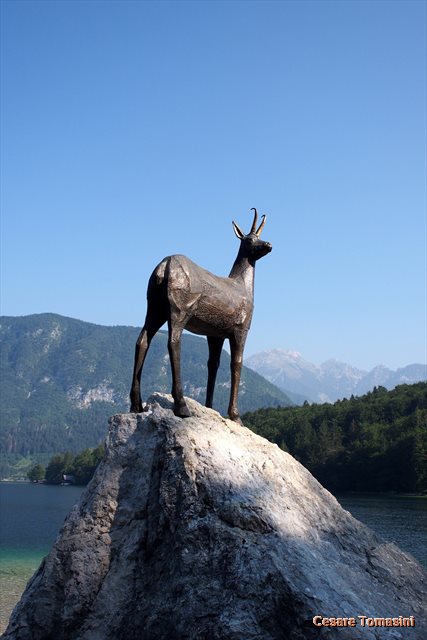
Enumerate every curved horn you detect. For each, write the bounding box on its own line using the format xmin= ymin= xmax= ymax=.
xmin=256 ymin=214 xmax=266 ymax=237
xmin=250 ymin=208 xmax=258 ymax=234
xmin=232 ymin=220 xmax=245 ymax=240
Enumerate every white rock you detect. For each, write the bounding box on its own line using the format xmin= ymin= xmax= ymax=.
xmin=4 ymin=394 xmax=426 ymax=639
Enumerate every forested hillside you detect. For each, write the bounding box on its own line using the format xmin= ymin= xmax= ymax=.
xmin=243 ymin=383 xmax=427 ymax=493
xmin=0 ymin=314 xmax=291 ymax=478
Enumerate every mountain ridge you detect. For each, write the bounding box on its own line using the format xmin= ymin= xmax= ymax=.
xmin=246 ymin=348 xmax=427 ymax=403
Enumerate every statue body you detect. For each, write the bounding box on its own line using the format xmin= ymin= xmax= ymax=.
xmin=130 ymin=209 xmax=272 ymax=423
xmin=157 ymin=255 xmax=253 ymax=337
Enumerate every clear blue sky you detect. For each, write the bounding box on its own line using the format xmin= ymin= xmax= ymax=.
xmin=1 ymin=0 xmax=426 ymax=370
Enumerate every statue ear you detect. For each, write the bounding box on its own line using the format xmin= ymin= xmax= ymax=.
xmin=232 ymin=221 xmax=245 ymax=240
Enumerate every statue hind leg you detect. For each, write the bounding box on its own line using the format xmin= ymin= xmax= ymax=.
xmin=129 ymin=311 xmax=166 ymax=413
xmin=167 ymin=317 xmax=191 ymax=418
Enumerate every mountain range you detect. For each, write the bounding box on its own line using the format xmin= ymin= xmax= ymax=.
xmin=0 ymin=314 xmax=291 ymax=469
xmin=2 ymin=313 xmax=425 ymax=480
xmin=245 ymin=349 xmax=427 ymax=403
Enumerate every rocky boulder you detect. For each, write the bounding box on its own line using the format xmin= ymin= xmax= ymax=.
xmin=3 ymin=394 xmax=426 ymax=639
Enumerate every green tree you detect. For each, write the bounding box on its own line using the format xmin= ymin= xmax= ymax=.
xmin=43 ymin=444 xmax=105 ymax=485
xmin=45 ymin=452 xmax=74 ymax=484
xmin=413 ymin=429 xmax=427 ymax=492
xmin=71 ymin=445 xmax=104 ymax=485
xmin=28 ymin=463 xmax=45 ymax=482
xmin=243 ymin=382 xmax=427 ymax=493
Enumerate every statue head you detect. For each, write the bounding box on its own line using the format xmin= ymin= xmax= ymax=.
xmin=232 ymin=208 xmax=272 ymax=261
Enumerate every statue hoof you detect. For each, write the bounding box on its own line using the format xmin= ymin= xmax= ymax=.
xmin=229 ymin=412 xmax=243 ymax=425
xmin=174 ymin=401 xmax=191 ymax=418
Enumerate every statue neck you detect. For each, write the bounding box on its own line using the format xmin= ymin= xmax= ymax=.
xmin=229 ymin=255 xmax=255 ymax=295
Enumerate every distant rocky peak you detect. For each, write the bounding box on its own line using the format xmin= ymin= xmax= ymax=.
xmin=319 ymin=359 xmax=366 ymax=380
xmin=246 ymin=348 xmax=317 ymax=372
xmin=246 ymin=348 xmax=426 ymax=404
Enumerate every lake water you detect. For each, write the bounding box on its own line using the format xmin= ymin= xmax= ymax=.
xmin=0 ymin=483 xmax=83 ymax=633
xmin=337 ymin=493 xmax=427 ymax=568
xmin=0 ymin=484 xmax=426 ymax=633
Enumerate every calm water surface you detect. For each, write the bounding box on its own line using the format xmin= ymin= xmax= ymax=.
xmin=0 ymin=483 xmax=83 ymax=632
xmin=337 ymin=493 xmax=427 ymax=567
xmin=0 ymin=484 xmax=426 ymax=632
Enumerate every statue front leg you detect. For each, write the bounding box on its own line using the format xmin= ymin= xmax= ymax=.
xmin=227 ymin=333 xmax=246 ymax=424
xmin=206 ymin=336 xmax=224 ymax=408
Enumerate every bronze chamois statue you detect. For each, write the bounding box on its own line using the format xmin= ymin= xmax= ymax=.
xmin=130 ymin=208 xmax=272 ymax=423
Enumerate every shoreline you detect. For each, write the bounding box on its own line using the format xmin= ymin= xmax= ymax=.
xmin=2 ymin=479 xmax=426 ymax=498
